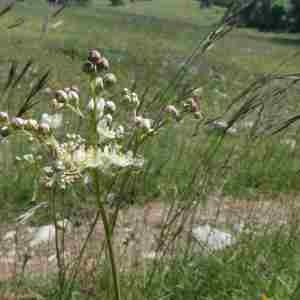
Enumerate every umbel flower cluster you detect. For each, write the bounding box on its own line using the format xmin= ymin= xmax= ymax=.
xmin=0 ymin=49 xmax=202 ymax=191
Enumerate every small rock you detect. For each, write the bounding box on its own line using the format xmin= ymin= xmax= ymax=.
xmin=206 ymin=120 xmax=237 ymax=135
xmin=192 ymin=224 xmax=234 ymax=250
xmin=29 ymin=225 xmax=56 ymax=247
xmin=3 ymin=230 xmax=16 ymax=241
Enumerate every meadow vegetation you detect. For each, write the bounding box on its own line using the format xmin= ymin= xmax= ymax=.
xmin=0 ymin=1 xmax=300 ymax=299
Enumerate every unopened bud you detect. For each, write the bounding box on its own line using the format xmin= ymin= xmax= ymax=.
xmin=88 ymin=49 xmax=102 ymax=64
xmin=104 ymin=113 xmax=113 ymax=125
xmin=103 ymin=73 xmax=117 ymax=86
xmin=11 ymin=117 xmax=26 ymax=129
xmin=51 ymin=98 xmax=64 ymax=110
xmin=97 ymin=56 xmax=110 ymax=71
xmin=68 ymin=90 xmax=80 ymax=102
xmin=165 ymin=105 xmax=180 ymax=120
xmin=105 ymin=101 xmax=116 ymax=113
xmin=39 ymin=122 xmax=51 ymax=134
xmin=0 ymin=112 xmax=9 ymax=123
xmin=55 ymin=90 xmax=69 ymax=103
xmin=94 ymin=77 xmax=104 ymax=93
xmin=25 ymin=119 xmax=39 ymax=131
xmin=82 ymin=61 xmax=97 ymax=75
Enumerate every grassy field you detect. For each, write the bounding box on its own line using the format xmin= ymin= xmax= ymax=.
xmin=1 ymin=1 xmax=300 ymax=299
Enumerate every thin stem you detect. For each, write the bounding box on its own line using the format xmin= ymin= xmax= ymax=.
xmin=94 ymin=169 xmax=121 ymax=300
xmin=50 ymin=186 xmax=65 ymax=300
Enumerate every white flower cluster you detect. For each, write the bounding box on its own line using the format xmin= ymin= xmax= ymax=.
xmin=3 ymin=49 xmax=203 ymax=193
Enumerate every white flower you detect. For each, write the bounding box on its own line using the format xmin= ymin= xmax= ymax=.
xmin=41 ymin=113 xmax=63 ymax=129
xmin=97 ymin=119 xmax=116 ymax=141
xmin=99 ymin=145 xmax=144 ymax=171
xmin=72 ymin=145 xmax=87 ymax=165
xmin=43 ymin=166 xmax=54 ymax=175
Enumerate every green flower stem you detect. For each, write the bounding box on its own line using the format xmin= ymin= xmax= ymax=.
xmin=94 ymin=169 xmax=121 ymax=300
xmin=89 ymin=77 xmax=121 ymax=300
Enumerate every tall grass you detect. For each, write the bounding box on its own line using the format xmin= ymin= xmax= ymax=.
xmin=0 ymin=1 xmax=300 ymax=300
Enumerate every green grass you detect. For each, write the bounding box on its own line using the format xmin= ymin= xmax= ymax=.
xmin=1 ymin=2 xmax=300 ymax=299
xmin=0 ymin=0 xmax=299 ymax=206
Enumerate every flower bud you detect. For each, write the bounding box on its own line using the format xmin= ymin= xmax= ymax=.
xmin=191 ymin=87 xmax=203 ymax=97
xmin=184 ymin=97 xmax=199 ymax=113
xmin=95 ymin=98 xmax=106 ymax=118
xmin=103 ymin=73 xmax=117 ymax=87
xmin=55 ymin=90 xmax=69 ymax=103
xmin=131 ymin=93 xmax=140 ymax=107
xmin=68 ymin=90 xmax=80 ymax=102
xmin=82 ymin=61 xmax=97 ymax=75
xmin=87 ymin=97 xmax=106 ymax=116
xmin=88 ymin=49 xmax=102 ymax=64
xmin=97 ymin=56 xmax=109 ymax=71
xmin=134 ymin=116 xmax=153 ymax=132
xmin=54 ymin=160 xmax=65 ymax=171
xmin=0 ymin=112 xmax=9 ymax=123
xmin=11 ymin=117 xmax=26 ymax=129
xmin=87 ymin=98 xmax=95 ymax=112
xmin=116 ymin=125 xmax=125 ymax=138
xmin=94 ymin=77 xmax=104 ymax=93
xmin=25 ymin=119 xmax=39 ymax=131
xmin=165 ymin=105 xmax=180 ymax=120
xmin=51 ymin=98 xmax=64 ymax=110
xmin=39 ymin=122 xmax=51 ymax=134
xmin=105 ymin=101 xmax=116 ymax=113
xmin=122 ymin=94 xmax=131 ymax=103
xmin=0 ymin=126 xmax=10 ymax=137
xmin=194 ymin=111 xmax=203 ymax=120
xmin=122 ymin=88 xmax=130 ymax=96
xmin=104 ymin=113 xmax=113 ymax=125
xmin=43 ymin=87 xmax=53 ymax=95
xmin=71 ymin=85 xmax=79 ymax=93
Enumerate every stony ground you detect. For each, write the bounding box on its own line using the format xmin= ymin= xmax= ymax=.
xmin=0 ymin=192 xmax=298 ymax=288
